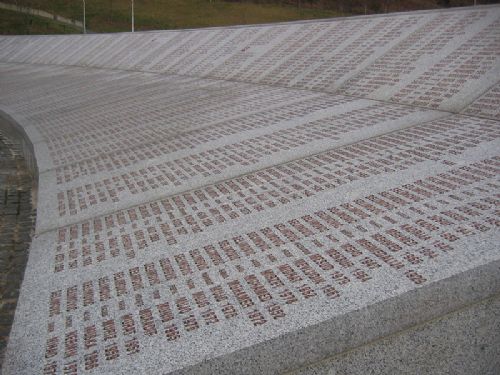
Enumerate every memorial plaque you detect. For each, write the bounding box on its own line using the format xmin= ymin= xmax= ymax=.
xmin=463 ymin=82 xmax=500 ymax=120
xmin=0 ymin=4 xmax=499 ymax=375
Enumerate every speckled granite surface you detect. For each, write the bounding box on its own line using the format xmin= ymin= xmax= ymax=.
xmin=0 ymin=5 xmax=499 ymax=374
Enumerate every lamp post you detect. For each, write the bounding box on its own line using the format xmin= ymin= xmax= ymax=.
xmin=83 ymin=0 xmax=86 ymax=34
xmin=131 ymin=0 xmax=134 ymax=32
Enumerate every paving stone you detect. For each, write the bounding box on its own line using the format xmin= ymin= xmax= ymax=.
xmin=0 ymin=128 xmax=34 ymax=369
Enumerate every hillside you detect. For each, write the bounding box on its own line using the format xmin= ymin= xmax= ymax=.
xmin=0 ymin=8 xmax=80 ymax=34
xmin=1 ymin=0 xmax=498 ymax=34
xmin=0 ymin=0 xmax=338 ymax=34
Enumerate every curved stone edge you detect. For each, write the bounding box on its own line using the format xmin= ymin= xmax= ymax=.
xmin=0 ymin=110 xmax=37 ymax=370
xmin=288 ymin=293 xmax=500 ymax=374
xmin=167 ymin=256 xmax=500 ymax=375
xmin=0 ymin=107 xmax=40 ymax=223
xmin=0 ymin=107 xmax=54 ymax=234
xmin=0 ymin=109 xmax=47 ymax=374
xmin=0 ymin=109 xmax=39 ymax=181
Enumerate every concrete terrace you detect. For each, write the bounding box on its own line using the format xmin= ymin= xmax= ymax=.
xmin=0 ymin=5 xmax=499 ymax=374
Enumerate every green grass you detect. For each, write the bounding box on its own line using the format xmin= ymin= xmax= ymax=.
xmin=0 ymin=8 xmax=80 ymax=34
xmin=0 ymin=0 xmax=489 ymax=34
xmin=1 ymin=0 xmax=341 ymax=34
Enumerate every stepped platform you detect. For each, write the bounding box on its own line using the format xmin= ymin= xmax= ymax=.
xmin=0 ymin=5 xmax=499 ymax=374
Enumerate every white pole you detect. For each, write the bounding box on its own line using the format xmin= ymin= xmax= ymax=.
xmin=131 ymin=0 xmax=134 ymax=32
xmin=83 ymin=0 xmax=86 ymax=34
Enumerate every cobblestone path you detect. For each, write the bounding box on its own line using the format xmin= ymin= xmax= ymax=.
xmin=0 ymin=128 xmax=35 ymax=368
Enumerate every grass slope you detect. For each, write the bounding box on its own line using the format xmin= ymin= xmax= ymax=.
xmin=1 ymin=0 xmax=340 ymax=33
xmin=0 ymin=8 xmax=80 ymax=34
xmin=2 ymin=0 xmax=490 ymax=35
